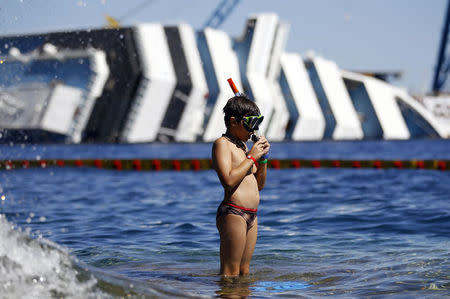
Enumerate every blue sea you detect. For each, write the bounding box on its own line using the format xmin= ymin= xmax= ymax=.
xmin=0 ymin=139 xmax=449 ymax=298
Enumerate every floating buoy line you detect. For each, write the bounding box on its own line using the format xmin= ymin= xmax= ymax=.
xmin=0 ymin=159 xmax=448 ymax=171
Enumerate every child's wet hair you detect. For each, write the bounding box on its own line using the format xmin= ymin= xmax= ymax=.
xmin=223 ymin=95 xmax=261 ymax=128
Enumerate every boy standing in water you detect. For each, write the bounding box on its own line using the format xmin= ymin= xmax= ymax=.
xmin=212 ymin=95 xmax=270 ymax=277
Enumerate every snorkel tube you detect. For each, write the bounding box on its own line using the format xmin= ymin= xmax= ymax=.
xmin=227 ymin=78 xmax=267 ymax=159
xmin=227 ymin=78 xmax=241 ymax=97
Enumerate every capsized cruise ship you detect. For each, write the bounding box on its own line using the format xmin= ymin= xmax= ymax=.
xmin=0 ymin=13 xmax=448 ymax=143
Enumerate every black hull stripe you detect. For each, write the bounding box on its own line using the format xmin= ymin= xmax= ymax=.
xmin=157 ymin=26 xmax=193 ymax=141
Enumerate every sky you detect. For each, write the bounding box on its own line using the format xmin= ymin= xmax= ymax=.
xmin=0 ymin=0 xmax=447 ymax=95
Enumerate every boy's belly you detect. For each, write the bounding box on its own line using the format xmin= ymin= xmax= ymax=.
xmin=225 ymin=174 xmax=260 ymax=209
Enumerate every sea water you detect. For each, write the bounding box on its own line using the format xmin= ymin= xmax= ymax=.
xmin=0 ymin=140 xmax=449 ymax=298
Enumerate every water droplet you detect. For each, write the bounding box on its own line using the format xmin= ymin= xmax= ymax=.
xmin=39 ymin=216 xmax=46 ymax=222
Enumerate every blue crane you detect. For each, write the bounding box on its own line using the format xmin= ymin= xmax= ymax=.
xmin=432 ymin=0 xmax=450 ymax=94
xmin=202 ymin=0 xmax=242 ymax=29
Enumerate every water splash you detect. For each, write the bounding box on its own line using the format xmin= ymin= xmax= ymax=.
xmin=0 ymin=214 xmax=201 ymax=298
xmin=0 ymin=214 xmax=107 ymax=298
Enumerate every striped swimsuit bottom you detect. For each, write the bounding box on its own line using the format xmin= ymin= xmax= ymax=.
xmin=216 ymin=202 xmax=258 ymax=229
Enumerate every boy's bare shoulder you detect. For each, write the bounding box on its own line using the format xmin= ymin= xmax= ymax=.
xmin=213 ymin=136 xmax=229 ymax=147
xmin=212 ymin=136 xmax=231 ymax=155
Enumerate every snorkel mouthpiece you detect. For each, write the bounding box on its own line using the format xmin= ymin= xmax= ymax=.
xmin=251 ymin=131 xmax=268 ymax=160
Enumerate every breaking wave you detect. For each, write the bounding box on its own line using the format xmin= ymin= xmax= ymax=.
xmin=0 ymin=214 xmax=196 ymax=299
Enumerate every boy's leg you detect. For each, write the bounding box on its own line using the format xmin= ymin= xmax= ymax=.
xmin=240 ymin=217 xmax=257 ymax=275
xmin=217 ymin=214 xmax=248 ymax=276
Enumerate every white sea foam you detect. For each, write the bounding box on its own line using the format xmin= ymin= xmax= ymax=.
xmin=326 ymin=204 xmax=368 ymax=215
xmin=0 ymin=215 xmax=109 ymax=299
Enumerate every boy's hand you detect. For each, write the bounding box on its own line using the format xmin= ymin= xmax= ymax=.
xmin=249 ymin=136 xmax=270 ymax=160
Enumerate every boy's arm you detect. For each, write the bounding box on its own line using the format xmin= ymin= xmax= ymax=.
xmin=254 ymin=162 xmax=267 ymax=190
xmin=252 ymin=136 xmax=270 ymax=190
xmin=212 ymin=138 xmax=254 ymax=191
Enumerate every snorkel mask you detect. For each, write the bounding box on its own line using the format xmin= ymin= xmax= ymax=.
xmin=242 ymin=115 xmax=264 ymax=132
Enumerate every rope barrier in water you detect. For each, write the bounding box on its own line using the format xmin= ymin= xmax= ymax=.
xmin=0 ymin=159 xmax=448 ymax=171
